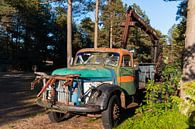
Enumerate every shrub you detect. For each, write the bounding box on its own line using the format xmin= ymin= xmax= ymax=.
xmin=118 ymin=109 xmax=188 ymax=129
xmin=180 ymin=81 xmax=195 ymax=127
xmin=117 ymin=63 xmax=191 ymax=129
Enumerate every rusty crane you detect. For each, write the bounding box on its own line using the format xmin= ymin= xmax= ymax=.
xmin=121 ymin=6 xmax=159 ymax=63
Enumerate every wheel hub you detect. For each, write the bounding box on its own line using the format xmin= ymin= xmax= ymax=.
xmin=113 ymin=103 xmax=120 ymax=120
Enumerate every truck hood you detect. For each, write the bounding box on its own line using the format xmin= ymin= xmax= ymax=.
xmin=51 ymin=66 xmax=113 ymax=78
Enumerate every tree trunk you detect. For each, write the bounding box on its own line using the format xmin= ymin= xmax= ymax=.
xmin=109 ymin=0 xmax=113 ymax=48
xmin=67 ymin=0 xmax=72 ymax=68
xmin=94 ymin=0 xmax=99 ymax=48
xmin=109 ymin=17 xmax=113 ymax=48
xmin=0 ymin=0 xmax=4 ymax=4
xmin=182 ymin=0 xmax=195 ymax=82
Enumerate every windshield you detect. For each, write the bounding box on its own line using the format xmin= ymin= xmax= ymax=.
xmin=75 ymin=52 xmax=120 ymax=66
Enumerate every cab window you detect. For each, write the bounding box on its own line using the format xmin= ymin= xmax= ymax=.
xmin=122 ymin=55 xmax=131 ymax=67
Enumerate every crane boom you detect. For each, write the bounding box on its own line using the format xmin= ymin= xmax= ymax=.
xmin=121 ymin=6 xmax=159 ymax=63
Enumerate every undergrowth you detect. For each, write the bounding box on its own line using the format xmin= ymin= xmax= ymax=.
xmin=117 ymin=63 xmax=193 ymax=129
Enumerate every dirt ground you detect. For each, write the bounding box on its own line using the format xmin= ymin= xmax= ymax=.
xmin=0 ymin=72 xmax=102 ymax=129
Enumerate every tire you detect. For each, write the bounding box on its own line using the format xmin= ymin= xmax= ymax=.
xmin=48 ymin=112 xmax=71 ymax=123
xmin=101 ymin=95 xmax=121 ymax=129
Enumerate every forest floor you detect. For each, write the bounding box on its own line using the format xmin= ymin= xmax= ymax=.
xmin=0 ymin=72 xmax=103 ymax=129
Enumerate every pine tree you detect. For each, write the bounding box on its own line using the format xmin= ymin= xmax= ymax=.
xmin=79 ymin=17 xmax=94 ymax=48
xmin=99 ymin=0 xmax=125 ymax=48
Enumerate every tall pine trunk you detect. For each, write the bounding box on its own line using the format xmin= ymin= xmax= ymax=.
xmin=67 ymin=0 xmax=72 ymax=68
xmin=109 ymin=0 xmax=113 ymax=48
xmin=182 ymin=0 xmax=195 ymax=82
xmin=94 ymin=0 xmax=99 ymax=48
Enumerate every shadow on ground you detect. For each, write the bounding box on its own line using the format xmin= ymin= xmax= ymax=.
xmin=0 ymin=72 xmax=43 ymax=126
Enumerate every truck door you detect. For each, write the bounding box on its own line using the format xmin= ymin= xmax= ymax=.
xmin=119 ymin=55 xmax=136 ymax=95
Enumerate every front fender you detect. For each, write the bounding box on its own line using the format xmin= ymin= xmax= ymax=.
xmin=88 ymin=84 xmax=125 ymax=110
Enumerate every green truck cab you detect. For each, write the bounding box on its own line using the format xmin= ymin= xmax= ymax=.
xmin=32 ymin=48 xmax=155 ymax=129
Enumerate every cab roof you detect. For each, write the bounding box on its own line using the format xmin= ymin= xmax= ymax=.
xmin=77 ymin=48 xmax=131 ymax=55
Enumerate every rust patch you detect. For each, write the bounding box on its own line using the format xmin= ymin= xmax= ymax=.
xmin=32 ymin=72 xmax=80 ymax=98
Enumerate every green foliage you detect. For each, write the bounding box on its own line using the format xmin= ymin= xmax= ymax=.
xmin=118 ymin=110 xmax=188 ymax=129
xmin=78 ymin=17 xmax=94 ymax=48
xmin=164 ymin=0 xmax=186 ymax=74
xmin=183 ymin=82 xmax=195 ymax=106
xmin=0 ymin=1 xmax=16 ymax=58
xmin=0 ymin=0 xmax=99 ymax=71
xmin=0 ymin=0 xmax=55 ymax=70
xmin=0 ymin=0 xmax=164 ymax=71
xmin=0 ymin=2 xmax=15 ymax=17
xmin=117 ymin=63 xmax=190 ymax=129
xmin=166 ymin=23 xmax=185 ymax=69
xmin=180 ymin=81 xmax=195 ymax=127
xmin=99 ymin=0 xmax=125 ymax=47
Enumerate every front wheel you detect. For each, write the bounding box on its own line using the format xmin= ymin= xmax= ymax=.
xmin=101 ymin=95 xmax=121 ymax=129
xmin=48 ymin=112 xmax=71 ymax=123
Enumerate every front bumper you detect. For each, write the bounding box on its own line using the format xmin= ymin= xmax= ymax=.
xmin=36 ymin=99 xmax=101 ymax=113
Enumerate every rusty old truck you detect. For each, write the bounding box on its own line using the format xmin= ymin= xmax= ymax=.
xmin=31 ymin=6 xmax=159 ymax=129
xmin=31 ymin=48 xmax=156 ymax=129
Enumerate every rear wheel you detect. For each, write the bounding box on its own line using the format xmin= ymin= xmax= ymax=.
xmin=101 ymin=95 xmax=121 ymax=129
xmin=48 ymin=112 xmax=71 ymax=123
